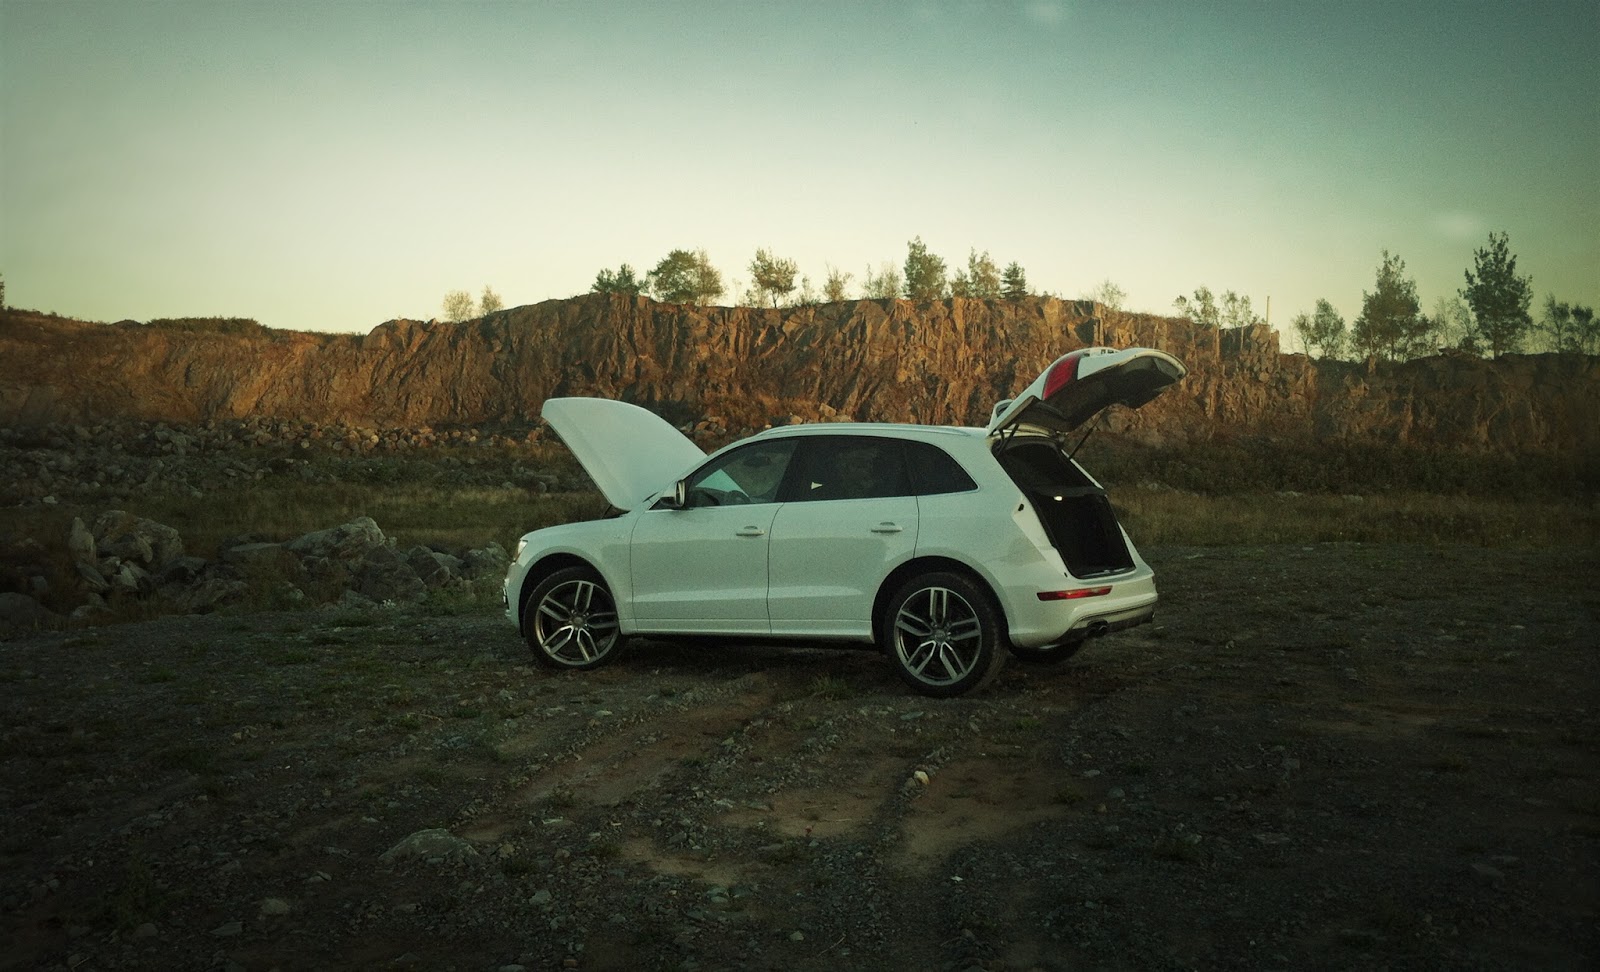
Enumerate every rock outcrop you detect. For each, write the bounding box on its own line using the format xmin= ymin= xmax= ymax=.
xmin=2 ymin=296 xmax=1595 ymax=455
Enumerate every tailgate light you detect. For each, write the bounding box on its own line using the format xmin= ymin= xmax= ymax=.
xmin=1042 ymin=352 xmax=1083 ymax=399
xmin=1037 ymin=586 xmax=1112 ymax=601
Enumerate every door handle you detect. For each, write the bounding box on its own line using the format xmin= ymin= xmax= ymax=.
xmin=736 ymin=527 xmax=766 ymax=537
xmin=871 ymin=522 xmax=904 ymax=534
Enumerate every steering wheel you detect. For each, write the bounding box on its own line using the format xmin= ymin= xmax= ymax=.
xmin=686 ymin=487 xmax=721 ymax=507
xmin=724 ymin=490 xmax=751 ymax=505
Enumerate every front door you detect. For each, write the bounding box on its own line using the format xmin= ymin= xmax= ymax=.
xmin=627 ymin=439 xmax=798 ymax=633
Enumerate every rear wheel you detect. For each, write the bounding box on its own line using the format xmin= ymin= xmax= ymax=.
xmin=882 ymin=572 xmax=1006 ymax=697
xmin=523 ymin=566 xmax=624 ymax=670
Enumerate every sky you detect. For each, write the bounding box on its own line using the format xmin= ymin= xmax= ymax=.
xmin=3 ymin=0 xmax=1597 ymax=341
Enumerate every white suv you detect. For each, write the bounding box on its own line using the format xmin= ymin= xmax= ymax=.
xmin=504 ymin=346 xmax=1185 ymax=697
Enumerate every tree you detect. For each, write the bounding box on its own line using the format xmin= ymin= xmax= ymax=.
xmin=953 ymin=250 xmax=1001 ymax=299
xmin=902 ymin=236 xmax=947 ymax=301
xmin=1575 ymin=305 xmax=1600 ymax=355
xmin=479 ymin=286 xmax=503 ymax=317
xmin=442 ymin=289 xmax=474 ymax=323
xmin=1431 ymin=296 xmax=1474 ymax=352
xmin=1536 ymin=294 xmax=1595 ymax=354
xmin=1291 ymin=298 xmax=1346 ymax=358
xmin=795 ymin=275 xmax=818 ymax=307
xmin=862 ymin=262 xmax=903 ymax=300
xmin=1351 ymin=251 xmax=1424 ymax=360
xmin=1085 ymin=278 xmax=1127 ymax=311
xmin=748 ymin=248 xmax=798 ymax=308
xmin=1219 ymin=290 xmax=1264 ymax=329
xmin=1461 ymin=231 xmax=1533 ymax=358
xmin=823 ymin=265 xmax=852 ymax=303
xmin=648 ymin=249 xmax=724 ymax=305
xmin=1173 ymin=287 xmax=1219 ymax=328
xmin=1001 ymin=262 xmax=1029 ymax=300
xmin=592 ymin=263 xmax=645 ymax=296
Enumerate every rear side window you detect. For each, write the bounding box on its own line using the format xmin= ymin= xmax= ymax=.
xmin=786 ymin=436 xmax=912 ymax=501
xmin=905 ymin=440 xmax=978 ymax=495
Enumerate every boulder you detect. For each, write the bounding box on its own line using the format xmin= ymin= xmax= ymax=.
xmin=92 ymin=511 xmax=183 ymax=567
xmin=221 ymin=542 xmax=303 ymax=580
xmin=0 ymin=592 xmax=60 ymax=639
xmin=380 ymin=828 xmax=479 ymax=863
xmin=462 ymin=542 xmax=510 ymax=579
xmin=163 ymin=575 xmax=248 ymax=614
xmin=406 ymin=546 xmax=463 ymax=589
xmin=68 ymin=517 xmax=97 ymax=566
xmin=355 ymin=544 xmax=426 ymax=603
xmin=76 ymin=561 xmax=111 ymax=594
xmin=287 ymin=517 xmax=388 ymax=561
xmin=157 ymin=556 xmax=208 ymax=586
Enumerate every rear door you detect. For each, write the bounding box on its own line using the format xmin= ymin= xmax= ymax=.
xmin=766 ymin=435 xmax=918 ymax=638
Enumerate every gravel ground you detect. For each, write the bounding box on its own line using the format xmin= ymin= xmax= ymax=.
xmin=2 ymin=543 xmax=1596 ymax=971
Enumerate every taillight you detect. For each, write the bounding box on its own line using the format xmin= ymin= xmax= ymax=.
xmin=1042 ymin=352 xmax=1083 ymax=399
xmin=1037 ymin=586 xmax=1112 ymax=601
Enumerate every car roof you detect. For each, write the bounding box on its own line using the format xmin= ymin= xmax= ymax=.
xmin=748 ymin=422 xmax=986 ymax=442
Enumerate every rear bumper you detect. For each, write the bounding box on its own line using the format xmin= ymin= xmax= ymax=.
xmin=1063 ymin=600 xmax=1155 ymax=641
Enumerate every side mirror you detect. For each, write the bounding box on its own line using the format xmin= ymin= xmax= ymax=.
xmin=657 ymin=479 xmax=686 ymax=509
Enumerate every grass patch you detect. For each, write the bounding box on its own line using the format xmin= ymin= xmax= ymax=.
xmin=1114 ymin=491 xmax=1597 ymax=547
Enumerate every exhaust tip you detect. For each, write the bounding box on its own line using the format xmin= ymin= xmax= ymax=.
xmin=1086 ymin=620 xmax=1110 ymax=638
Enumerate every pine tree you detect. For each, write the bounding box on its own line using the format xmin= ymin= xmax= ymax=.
xmin=1461 ymin=231 xmax=1533 ymax=357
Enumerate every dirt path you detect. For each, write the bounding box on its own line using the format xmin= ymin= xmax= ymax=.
xmin=2 ymin=544 xmax=1596 ymax=971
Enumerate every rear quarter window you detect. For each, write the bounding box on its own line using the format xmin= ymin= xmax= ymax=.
xmin=905 ymin=440 xmax=978 ymax=495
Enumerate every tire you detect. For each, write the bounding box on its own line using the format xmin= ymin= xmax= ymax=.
xmin=523 ymin=566 xmax=625 ymax=670
xmin=1009 ymin=639 xmax=1086 ymax=665
xmin=882 ymin=571 xmax=1006 ymax=697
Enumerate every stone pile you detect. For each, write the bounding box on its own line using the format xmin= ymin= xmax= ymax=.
xmin=0 ymin=513 xmax=511 ymax=638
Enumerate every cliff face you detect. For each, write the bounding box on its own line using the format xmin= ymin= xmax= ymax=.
xmin=2 ymin=295 xmax=1595 ymax=455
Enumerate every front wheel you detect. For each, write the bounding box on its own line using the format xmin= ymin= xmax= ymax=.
xmin=882 ymin=572 xmax=1006 ymax=697
xmin=523 ymin=566 xmax=625 ymax=670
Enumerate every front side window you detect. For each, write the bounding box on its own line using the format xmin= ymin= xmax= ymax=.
xmin=682 ymin=439 xmax=797 ymax=507
xmin=788 ymin=436 xmax=912 ymax=502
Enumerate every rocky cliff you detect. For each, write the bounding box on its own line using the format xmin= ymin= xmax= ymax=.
xmin=2 ymin=295 xmax=1595 ymax=455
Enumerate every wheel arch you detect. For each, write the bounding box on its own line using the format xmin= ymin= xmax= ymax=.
xmin=515 ymin=552 xmax=603 ymax=635
xmin=872 ymin=556 xmax=1009 ymax=648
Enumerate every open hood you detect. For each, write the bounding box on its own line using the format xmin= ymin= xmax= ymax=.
xmin=541 ymin=398 xmax=705 ymax=511
xmin=986 ymin=347 xmax=1186 ymax=438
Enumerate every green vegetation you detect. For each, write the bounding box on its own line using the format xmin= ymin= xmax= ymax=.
xmin=1291 ymin=298 xmax=1347 ymax=359
xmin=1538 ymin=295 xmax=1598 ymax=354
xmin=1352 ymin=250 xmax=1428 ymax=360
xmin=1001 ymin=261 xmax=1029 ymax=300
xmin=1173 ymin=287 xmax=1264 ymax=330
xmin=902 ymin=236 xmax=948 ymax=301
xmin=950 ymin=250 xmax=1002 ymax=299
xmin=1461 ymin=231 xmax=1534 ymax=357
xmin=126 ymin=317 xmax=267 ymax=335
xmin=591 ymin=263 xmax=647 ymax=296
xmin=748 ymin=248 xmax=799 ymax=307
xmin=647 ymin=248 xmax=724 ymax=305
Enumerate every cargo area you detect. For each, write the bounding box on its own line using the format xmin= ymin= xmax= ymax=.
xmin=994 ymin=439 xmax=1135 ymax=578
